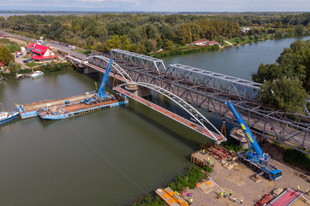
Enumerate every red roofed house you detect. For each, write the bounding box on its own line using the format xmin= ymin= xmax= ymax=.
xmin=207 ymin=41 xmax=220 ymax=46
xmin=191 ymin=39 xmax=209 ymax=46
xmin=31 ymin=44 xmax=58 ymax=61
xmin=27 ymin=43 xmax=36 ymax=50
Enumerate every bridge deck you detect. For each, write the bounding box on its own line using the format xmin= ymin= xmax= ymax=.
xmin=114 ymin=87 xmax=224 ymax=142
xmin=66 ymin=55 xmax=310 ymax=152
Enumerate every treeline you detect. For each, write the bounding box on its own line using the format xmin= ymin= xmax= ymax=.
xmin=252 ymin=40 xmax=310 ymax=114
xmin=1 ymin=13 xmax=310 ymax=54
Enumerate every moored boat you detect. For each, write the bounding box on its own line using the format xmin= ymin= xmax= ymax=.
xmin=31 ymin=71 xmax=44 ymax=79
xmin=15 ymin=74 xmax=24 ymax=80
xmin=0 ymin=111 xmax=19 ymax=125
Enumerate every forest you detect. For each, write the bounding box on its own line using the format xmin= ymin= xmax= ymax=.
xmin=1 ymin=13 xmax=310 ymax=53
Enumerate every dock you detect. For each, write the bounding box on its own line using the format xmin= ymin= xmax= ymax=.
xmin=114 ymin=87 xmax=225 ymax=142
xmin=16 ymin=93 xmax=94 ymax=119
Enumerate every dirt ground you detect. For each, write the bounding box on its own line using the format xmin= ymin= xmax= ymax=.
xmin=260 ymin=140 xmax=310 ymax=176
xmin=6 ymin=37 xmax=28 ymax=46
xmin=180 ymin=151 xmax=310 ymax=206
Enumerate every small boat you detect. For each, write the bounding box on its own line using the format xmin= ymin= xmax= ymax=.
xmin=31 ymin=71 xmax=44 ymax=79
xmin=15 ymin=74 xmax=24 ymax=80
xmin=0 ymin=111 xmax=19 ymax=125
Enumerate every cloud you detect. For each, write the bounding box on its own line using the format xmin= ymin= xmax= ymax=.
xmin=1 ymin=0 xmax=310 ymax=11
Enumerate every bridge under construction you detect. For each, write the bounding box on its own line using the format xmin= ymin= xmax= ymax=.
xmin=66 ymin=49 xmax=310 ymax=155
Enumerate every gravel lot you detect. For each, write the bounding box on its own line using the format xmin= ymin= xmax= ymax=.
xmin=181 ymin=151 xmax=310 ymax=206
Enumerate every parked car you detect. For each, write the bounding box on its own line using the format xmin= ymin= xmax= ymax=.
xmin=16 ymin=55 xmax=20 ymax=58
xmin=23 ymin=59 xmax=31 ymax=63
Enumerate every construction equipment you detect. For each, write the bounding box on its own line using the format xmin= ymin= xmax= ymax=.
xmin=256 ymin=194 xmax=271 ymax=206
xmin=226 ymin=101 xmax=282 ymax=181
xmin=85 ymin=59 xmax=115 ymax=105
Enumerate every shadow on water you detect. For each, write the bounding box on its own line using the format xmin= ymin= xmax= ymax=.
xmin=124 ymin=101 xmax=214 ymax=153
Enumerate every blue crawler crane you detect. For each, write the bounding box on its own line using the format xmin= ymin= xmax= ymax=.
xmin=226 ymin=101 xmax=282 ymax=181
xmin=84 ymin=59 xmax=115 ymax=105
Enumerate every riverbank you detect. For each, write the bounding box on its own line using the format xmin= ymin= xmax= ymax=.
xmin=0 ymin=62 xmax=74 ymax=78
xmin=151 ymin=45 xmax=220 ymax=58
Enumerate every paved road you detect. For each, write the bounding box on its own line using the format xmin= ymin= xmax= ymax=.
xmin=0 ymin=30 xmax=87 ymax=60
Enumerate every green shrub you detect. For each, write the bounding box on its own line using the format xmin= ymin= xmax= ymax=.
xmin=283 ymin=148 xmax=310 ymax=170
xmin=0 ymin=38 xmax=12 ymax=44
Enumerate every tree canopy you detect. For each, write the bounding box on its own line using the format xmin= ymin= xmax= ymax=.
xmin=252 ymin=40 xmax=310 ymax=113
xmin=0 ymin=46 xmax=14 ymax=65
xmin=1 ymin=12 xmax=310 ymax=54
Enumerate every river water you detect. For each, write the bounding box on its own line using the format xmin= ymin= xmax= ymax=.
xmin=1 ymin=36 xmax=310 ymax=206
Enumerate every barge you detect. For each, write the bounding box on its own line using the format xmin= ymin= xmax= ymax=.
xmin=16 ymin=93 xmax=95 ymax=119
xmin=37 ymin=93 xmax=128 ymax=120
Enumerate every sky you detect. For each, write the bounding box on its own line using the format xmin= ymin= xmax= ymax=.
xmin=1 ymin=0 xmax=310 ymax=12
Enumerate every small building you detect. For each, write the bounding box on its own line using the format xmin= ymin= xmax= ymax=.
xmin=31 ymin=44 xmax=58 ymax=62
xmin=0 ymin=62 xmax=4 ymax=71
xmin=15 ymin=51 xmax=22 ymax=56
xmin=208 ymin=41 xmax=220 ymax=46
xmin=191 ymin=39 xmax=209 ymax=46
xmin=241 ymin=28 xmax=251 ymax=32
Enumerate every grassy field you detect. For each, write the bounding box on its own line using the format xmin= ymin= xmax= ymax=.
xmin=75 ymin=49 xmax=91 ymax=54
xmin=0 ymin=38 xmax=24 ymax=53
xmin=226 ymin=34 xmax=273 ymax=45
xmin=26 ymin=62 xmax=41 ymax=67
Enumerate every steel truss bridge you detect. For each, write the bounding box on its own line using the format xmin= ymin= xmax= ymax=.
xmin=67 ymin=49 xmax=310 ymax=154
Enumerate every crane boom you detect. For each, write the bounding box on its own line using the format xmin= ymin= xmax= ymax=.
xmin=225 ymin=101 xmax=282 ymax=181
xmin=226 ymin=101 xmax=263 ymax=157
xmin=98 ymin=59 xmax=113 ymax=98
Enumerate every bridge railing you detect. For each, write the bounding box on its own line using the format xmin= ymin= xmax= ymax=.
xmin=109 ymin=49 xmax=166 ymax=73
xmin=166 ymin=64 xmax=261 ymax=101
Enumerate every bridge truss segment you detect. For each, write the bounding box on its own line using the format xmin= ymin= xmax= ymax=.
xmin=86 ymin=55 xmax=133 ymax=83
xmin=71 ymin=54 xmax=310 ymax=154
xmin=109 ymin=49 xmax=166 ymax=74
xmin=115 ymin=82 xmax=225 ymax=142
xmin=99 ymin=57 xmax=310 ymax=154
xmin=166 ymin=64 xmax=261 ymax=101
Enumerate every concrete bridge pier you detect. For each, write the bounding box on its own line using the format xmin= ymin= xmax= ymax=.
xmin=84 ymin=66 xmax=99 ymax=74
xmin=125 ymin=84 xmax=152 ymax=97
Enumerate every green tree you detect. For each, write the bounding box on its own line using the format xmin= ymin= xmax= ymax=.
xmin=106 ymin=35 xmax=121 ymax=51
xmin=178 ymin=24 xmax=192 ymax=44
xmin=163 ymin=39 xmax=174 ymax=50
xmin=249 ymin=35 xmax=254 ymax=40
xmin=260 ymin=77 xmax=308 ymax=113
xmin=0 ymin=46 xmax=14 ymax=65
xmin=254 ymin=33 xmax=260 ymax=40
xmin=119 ymin=35 xmax=131 ymax=50
xmin=235 ymin=37 xmax=240 ymax=44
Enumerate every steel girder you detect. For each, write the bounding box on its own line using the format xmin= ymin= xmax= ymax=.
xmin=68 ymin=55 xmax=310 ymax=154
xmin=86 ymin=55 xmax=133 ymax=83
xmin=166 ymin=64 xmax=261 ymax=101
xmin=108 ymin=58 xmax=310 ymax=154
xmin=109 ymin=49 xmax=166 ymax=73
xmin=114 ymin=82 xmax=225 ymax=142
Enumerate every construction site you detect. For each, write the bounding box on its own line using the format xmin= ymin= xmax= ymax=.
xmin=154 ymin=102 xmax=310 ymax=206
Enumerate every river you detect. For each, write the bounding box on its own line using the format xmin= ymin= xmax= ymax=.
xmin=0 ymin=36 xmax=309 ymax=206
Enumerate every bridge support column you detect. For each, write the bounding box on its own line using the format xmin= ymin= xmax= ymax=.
xmin=84 ymin=67 xmax=99 ymax=74
xmin=125 ymin=85 xmax=152 ymax=97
